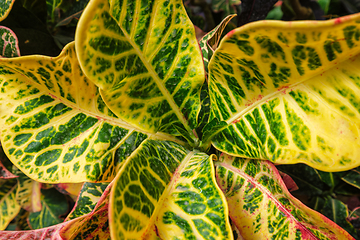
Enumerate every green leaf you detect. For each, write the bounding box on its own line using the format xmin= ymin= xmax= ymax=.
xmin=0 ymin=0 xmax=15 ymax=21
xmin=109 ymin=140 xmax=231 ymax=239
xmin=321 ymin=198 xmax=359 ymax=238
xmin=66 ymin=182 xmax=109 ymax=220
xmin=75 ymin=0 xmax=205 ymax=143
xmin=0 ymin=184 xmax=111 ymax=239
xmin=215 ymin=153 xmax=353 ymax=239
xmin=28 ymin=188 xmax=68 ymax=229
xmin=14 ymin=168 xmax=42 ymax=212
xmin=0 ymin=42 xmax=181 ymax=183
xmin=0 ymin=26 xmax=20 ymax=58
xmin=199 ymin=14 xmax=236 ymax=73
xmin=342 ymin=167 xmax=360 ymax=189
xmin=209 ymin=13 xmax=360 ymax=172
xmin=0 ymin=146 xmax=17 ymax=179
xmin=46 ymin=0 xmax=62 ymax=23
xmin=0 ymin=179 xmax=20 ymax=230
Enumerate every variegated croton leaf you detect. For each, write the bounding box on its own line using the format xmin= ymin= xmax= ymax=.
xmin=0 ymin=182 xmax=111 ymax=239
xmin=75 ymin=0 xmax=205 ymax=145
xmin=66 ymin=182 xmax=109 ymax=220
xmin=0 ymin=0 xmax=15 ymax=22
xmin=209 ymin=13 xmax=360 ymax=172
xmin=109 ymin=139 xmax=231 ymax=239
xmin=0 ymin=42 xmax=181 ymax=183
xmin=199 ymin=14 xmax=236 ymax=73
xmin=0 ymin=178 xmax=20 ymax=230
xmin=215 ymin=153 xmax=354 ymax=239
xmin=0 ymin=26 xmax=20 ymax=58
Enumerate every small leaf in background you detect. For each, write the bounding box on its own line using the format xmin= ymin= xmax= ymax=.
xmin=266 ymin=1 xmax=284 ymax=20
xmin=321 ymin=197 xmax=359 ymax=238
xmin=66 ymin=182 xmax=109 ymax=220
xmin=28 ymin=188 xmax=69 ymax=229
xmin=0 ymin=185 xmax=110 ymax=239
xmin=237 ymin=0 xmax=278 ymax=26
xmin=0 ymin=26 xmax=20 ymax=57
xmin=46 ymin=0 xmax=62 ymax=24
xmin=215 ymin=154 xmax=353 ymax=239
xmin=212 ymin=0 xmax=241 ymax=18
xmin=14 ymin=168 xmax=42 ymax=212
xmin=342 ymin=167 xmax=360 ymax=189
xmin=0 ymin=0 xmax=15 ymax=21
xmin=0 ymin=178 xmax=20 ymax=230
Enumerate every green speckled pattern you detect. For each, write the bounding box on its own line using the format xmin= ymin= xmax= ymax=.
xmin=0 ymin=42 xmax=180 ymax=183
xmin=209 ymin=15 xmax=360 ymax=171
xmin=75 ymin=0 xmax=205 ymax=142
xmin=215 ymin=153 xmax=354 ymax=239
xmin=0 ymin=26 xmax=20 ymax=58
xmin=0 ymin=0 xmax=15 ymax=21
xmin=0 ymin=179 xmax=20 ymax=230
xmin=109 ymin=140 xmax=231 ymax=239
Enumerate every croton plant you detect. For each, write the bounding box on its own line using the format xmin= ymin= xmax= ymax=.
xmin=0 ymin=0 xmax=360 ymax=239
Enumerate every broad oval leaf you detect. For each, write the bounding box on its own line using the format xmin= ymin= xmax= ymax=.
xmin=215 ymin=153 xmax=354 ymax=239
xmin=0 ymin=179 xmax=20 ymax=230
xmin=109 ymin=139 xmax=231 ymax=239
xmin=0 ymin=26 xmax=20 ymax=58
xmin=209 ymin=13 xmax=360 ymax=171
xmin=75 ymin=0 xmax=205 ymax=143
xmin=0 ymin=42 xmax=181 ymax=183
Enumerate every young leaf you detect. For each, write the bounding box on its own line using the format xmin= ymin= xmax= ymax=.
xmin=109 ymin=140 xmax=231 ymax=239
xmin=0 ymin=42 xmax=181 ymax=183
xmin=28 ymin=188 xmax=68 ymax=229
xmin=0 ymin=26 xmax=20 ymax=58
xmin=215 ymin=153 xmax=354 ymax=239
xmin=199 ymin=14 xmax=236 ymax=72
xmin=66 ymin=182 xmax=109 ymax=220
xmin=0 ymin=179 xmax=20 ymax=230
xmin=75 ymin=0 xmax=205 ymax=142
xmin=209 ymin=13 xmax=360 ymax=171
xmin=0 ymin=0 xmax=15 ymax=21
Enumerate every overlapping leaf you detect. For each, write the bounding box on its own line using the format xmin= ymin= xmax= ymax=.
xmin=199 ymin=14 xmax=236 ymax=72
xmin=215 ymin=153 xmax=354 ymax=239
xmin=75 ymin=0 xmax=205 ymax=143
xmin=0 ymin=42 xmax=181 ymax=183
xmin=0 ymin=179 xmax=20 ymax=230
xmin=0 ymin=182 xmax=111 ymax=239
xmin=14 ymin=168 xmax=42 ymax=212
xmin=209 ymin=13 xmax=360 ymax=171
xmin=0 ymin=146 xmax=17 ymax=179
xmin=0 ymin=26 xmax=20 ymax=58
xmin=109 ymin=139 xmax=231 ymax=239
xmin=66 ymin=182 xmax=109 ymax=220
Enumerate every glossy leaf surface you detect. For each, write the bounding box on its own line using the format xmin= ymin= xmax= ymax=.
xmin=215 ymin=154 xmax=354 ymax=239
xmin=110 ymin=140 xmax=231 ymax=239
xmin=0 ymin=26 xmax=20 ymax=58
xmin=75 ymin=0 xmax=205 ymax=142
xmin=0 ymin=179 xmax=20 ymax=230
xmin=0 ymin=42 xmax=179 ymax=183
xmin=210 ymin=14 xmax=360 ymax=171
